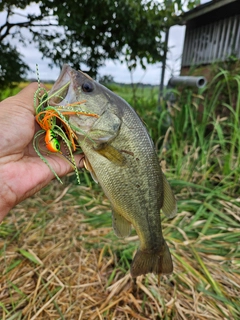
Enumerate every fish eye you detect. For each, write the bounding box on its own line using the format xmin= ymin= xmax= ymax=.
xmin=82 ymin=81 xmax=94 ymax=93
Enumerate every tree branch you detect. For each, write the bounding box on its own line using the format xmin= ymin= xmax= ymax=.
xmin=0 ymin=9 xmax=57 ymax=42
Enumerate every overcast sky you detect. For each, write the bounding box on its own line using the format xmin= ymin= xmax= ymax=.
xmin=3 ymin=0 xmax=211 ymax=85
xmin=23 ymin=24 xmax=186 ymax=85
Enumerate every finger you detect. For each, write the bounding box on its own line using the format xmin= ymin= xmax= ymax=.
xmin=0 ymin=153 xmax=84 ymax=218
xmin=74 ymin=154 xmax=85 ymax=169
xmin=38 ymin=153 xmax=85 ymax=182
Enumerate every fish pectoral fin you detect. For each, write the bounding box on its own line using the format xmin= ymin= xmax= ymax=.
xmin=130 ymin=241 xmax=173 ymax=278
xmin=83 ymin=156 xmax=99 ymax=183
xmin=95 ymin=144 xmax=127 ymax=167
xmin=112 ymin=209 xmax=131 ymax=238
xmin=161 ymin=174 xmax=177 ymax=218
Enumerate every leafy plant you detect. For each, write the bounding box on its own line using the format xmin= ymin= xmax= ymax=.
xmin=0 ymin=0 xmax=199 ymax=87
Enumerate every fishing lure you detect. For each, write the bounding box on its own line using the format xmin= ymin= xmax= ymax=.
xmin=33 ymin=69 xmax=99 ymax=184
xmin=45 ymin=129 xmax=61 ymax=153
xmin=36 ymin=105 xmax=98 ymax=152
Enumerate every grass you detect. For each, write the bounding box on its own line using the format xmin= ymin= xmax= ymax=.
xmin=0 ymin=68 xmax=239 ymax=319
xmin=0 ymin=82 xmax=52 ymax=100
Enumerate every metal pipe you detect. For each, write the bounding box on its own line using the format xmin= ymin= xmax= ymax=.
xmin=168 ymin=76 xmax=207 ymax=88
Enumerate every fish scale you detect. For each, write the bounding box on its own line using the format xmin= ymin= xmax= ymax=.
xmin=48 ymin=64 xmax=177 ymax=278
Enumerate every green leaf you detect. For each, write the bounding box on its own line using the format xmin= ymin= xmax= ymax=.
xmin=18 ymin=249 xmax=42 ymax=265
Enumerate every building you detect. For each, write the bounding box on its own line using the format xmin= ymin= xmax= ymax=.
xmin=180 ymin=0 xmax=240 ymax=77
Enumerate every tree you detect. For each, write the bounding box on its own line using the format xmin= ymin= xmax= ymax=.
xmin=0 ymin=0 xmax=198 ymax=87
xmin=0 ymin=43 xmax=29 ymax=89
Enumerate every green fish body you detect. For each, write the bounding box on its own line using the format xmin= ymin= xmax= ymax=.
xmin=49 ymin=65 xmax=177 ymax=277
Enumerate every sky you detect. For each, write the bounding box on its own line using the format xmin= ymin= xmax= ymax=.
xmin=20 ymin=22 xmax=186 ymax=85
xmin=2 ymin=0 xmax=211 ymax=85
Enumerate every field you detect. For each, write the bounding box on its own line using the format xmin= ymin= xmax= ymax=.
xmin=0 ymin=69 xmax=239 ymax=319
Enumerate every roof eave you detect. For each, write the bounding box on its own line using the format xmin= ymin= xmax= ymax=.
xmin=178 ymin=0 xmax=237 ymax=25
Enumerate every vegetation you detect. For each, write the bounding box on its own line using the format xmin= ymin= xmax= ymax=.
xmin=0 ymin=0 xmax=199 ymax=88
xmin=0 ymin=69 xmax=239 ymax=319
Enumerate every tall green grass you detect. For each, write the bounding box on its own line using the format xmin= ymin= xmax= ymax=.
xmin=108 ymin=69 xmax=239 ymax=196
xmin=162 ymin=70 xmax=239 ymax=198
xmin=87 ymin=68 xmax=240 ymax=255
xmin=168 ymin=70 xmax=239 ymax=171
xmin=87 ymin=69 xmax=240 ymax=318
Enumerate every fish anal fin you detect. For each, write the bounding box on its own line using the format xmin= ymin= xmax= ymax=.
xmin=96 ymin=144 xmax=126 ymax=167
xmin=130 ymin=241 xmax=173 ymax=278
xmin=161 ymin=174 xmax=177 ymax=218
xmin=112 ymin=210 xmax=131 ymax=238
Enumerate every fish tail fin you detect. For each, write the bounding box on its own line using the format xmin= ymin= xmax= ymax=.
xmin=130 ymin=241 xmax=173 ymax=278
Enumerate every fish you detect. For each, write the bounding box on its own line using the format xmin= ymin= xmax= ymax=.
xmin=49 ymin=64 xmax=177 ymax=278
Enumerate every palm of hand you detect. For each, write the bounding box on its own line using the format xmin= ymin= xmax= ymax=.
xmin=0 ymin=83 xmax=83 ymax=221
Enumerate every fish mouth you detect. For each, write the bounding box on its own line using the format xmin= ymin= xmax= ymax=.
xmin=48 ymin=65 xmax=100 ymax=134
xmin=48 ymin=64 xmax=79 ymax=106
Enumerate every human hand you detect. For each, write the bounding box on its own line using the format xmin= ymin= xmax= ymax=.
xmin=0 ymin=83 xmax=84 ymax=222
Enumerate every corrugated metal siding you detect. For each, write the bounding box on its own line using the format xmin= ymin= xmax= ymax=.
xmin=182 ymin=14 xmax=240 ymax=67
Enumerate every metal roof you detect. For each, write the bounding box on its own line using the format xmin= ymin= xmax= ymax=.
xmin=181 ymin=0 xmax=239 ymax=23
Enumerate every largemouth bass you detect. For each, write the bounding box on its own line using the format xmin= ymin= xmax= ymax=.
xmin=49 ymin=65 xmax=177 ymax=278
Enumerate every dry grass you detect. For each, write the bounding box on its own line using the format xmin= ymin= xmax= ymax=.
xmin=0 ymin=174 xmax=239 ymax=320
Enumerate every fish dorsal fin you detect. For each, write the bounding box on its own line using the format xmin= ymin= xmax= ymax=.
xmin=83 ymin=156 xmax=99 ymax=183
xmin=95 ymin=144 xmax=126 ymax=167
xmin=161 ymin=174 xmax=177 ymax=218
xmin=112 ymin=209 xmax=131 ymax=238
